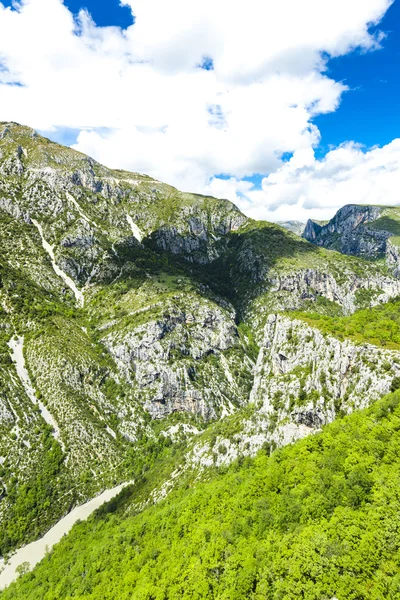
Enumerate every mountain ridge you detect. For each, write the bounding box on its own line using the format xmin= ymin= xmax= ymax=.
xmin=2 ymin=123 xmax=400 ymax=596
xmin=303 ymin=203 xmax=400 ymax=276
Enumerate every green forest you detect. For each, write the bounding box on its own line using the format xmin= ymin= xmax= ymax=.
xmin=291 ymin=297 xmax=400 ymax=349
xmin=4 ymin=390 xmax=400 ymax=600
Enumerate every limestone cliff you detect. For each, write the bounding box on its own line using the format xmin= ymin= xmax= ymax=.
xmin=303 ymin=203 xmax=400 ymax=274
xmin=2 ymin=122 xmax=400 ymax=557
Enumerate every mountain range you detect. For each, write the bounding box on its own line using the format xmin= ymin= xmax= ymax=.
xmin=1 ymin=122 xmax=400 ymax=598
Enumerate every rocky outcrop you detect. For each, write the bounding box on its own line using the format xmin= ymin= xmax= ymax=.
xmin=303 ymin=204 xmax=400 ymax=274
xmin=303 ymin=204 xmax=382 ymax=245
xmin=189 ymin=312 xmax=400 ymax=471
xmin=151 ymin=209 xmax=246 ymax=264
xmin=103 ymin=298 xmax=249 ymax=420
xmin=387 ymin=240 xmax=400 ymax=278
xmin=277 ymin=221 xmax=305 ymax=236
xmin=267 ymin=269 xmax=400 ymax=314
xmin=252 ymin=314 xmax=400 ymax=428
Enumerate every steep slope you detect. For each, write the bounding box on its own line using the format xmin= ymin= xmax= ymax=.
xmin=1 ymin=121 xmax=400 ymax=567
xmin=0 ymin=122 xmax=251 ymax=554
xmin=277 ymin=220 xmax=305 ymax=235
xmin=0 ymin=122 xmax=246 ymax=272
xmin=3 ymin=390 xmax=400 ymax=600
xmin=303 ymin=203 xmax=400 ymax=275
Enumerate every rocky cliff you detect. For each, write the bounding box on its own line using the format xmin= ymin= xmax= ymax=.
xmin=277 ymin=220 xmax=305 ymax=236
xmin=303 ymin=203 xmax=400 ymax=274
xmin=2 ymin=122 xmax=400 ymax=558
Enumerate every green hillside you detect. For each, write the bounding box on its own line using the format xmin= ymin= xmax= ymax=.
xmin=1 ymin=123 xmax=400 ymax=598
xmin=3 ymin=390 xmax=400 ymax=599
xmin=290 ymin=297 xmax=400 ymax=350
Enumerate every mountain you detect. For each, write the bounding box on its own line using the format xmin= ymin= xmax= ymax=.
xmin=277 ymin=220 xmax=305 ymax=236
xmin=303 ymin=204 xmax=400 ymax=275
xmin=2 ymin=123 xmax=400 ymax=597
xmin=4 ymin=389 xmax=400 ymax=599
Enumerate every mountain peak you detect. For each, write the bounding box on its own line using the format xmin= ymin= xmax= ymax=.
xmin=304 ymin=203 xmax=400 ymax=275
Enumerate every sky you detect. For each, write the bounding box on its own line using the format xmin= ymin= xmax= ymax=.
xmin=0 ymin=0 xmax=399 ymax=223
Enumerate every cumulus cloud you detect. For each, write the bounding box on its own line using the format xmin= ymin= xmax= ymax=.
xmin=220 ymin=140 xmax=400 ymax=222
xmin=0 ymin=0 xmax=395 ymax=220
xmin=123 ymin=0 xmax=390 ymax=80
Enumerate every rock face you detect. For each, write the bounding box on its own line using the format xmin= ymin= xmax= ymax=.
xmin=303 ymin=205 xmax=382 ymax=245
xmin=103 ymin=296 xmax=248 ymax=420
xmin=252 ymin=314 xmax=400 ymax=423
xmin=189 ymin=312 xmax=400 ymax=470
xmin=303 ymin=204 xmax=400 ymax=274
xmin=152 ymin=211 xmax=247 ymax=264
xmin=277 ymin=220 xmax=305 ymax=236
xmin=386 ymin=240 xmax=400 ymax=277
xmin=2 ymin=122 xmax=400 ymax=557
xmin=267 ymin=269 xmax=400 ymax=314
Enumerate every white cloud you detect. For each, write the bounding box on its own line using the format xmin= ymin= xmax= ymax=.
xmin=123 ymin=0 xmax=391 ymax=80
xmin=0 ymin=0 xmax=395 ymax=220
xmin=226 ymin=140 xmax=400 ymax=222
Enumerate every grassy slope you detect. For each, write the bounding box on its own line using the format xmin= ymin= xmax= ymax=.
xmin=290 ymin=297 xmax=400 ymax=350
xmin=3 ymin=390 xmax=400 ymax=600
xmin=369 ymin=207 xmax=400 ymax=239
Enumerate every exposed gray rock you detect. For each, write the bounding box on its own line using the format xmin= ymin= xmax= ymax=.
xmin=277 ymin=220 xmax=305 ymax=236
xmin=252 ymin=313 xmax=400 ymax=424
xmin=303 ymin=204 xmax=400 ymax=275
xmin=152 ymin=210 xmax=246 ymax=264
xmin=303 ymin=204 xmax=382 ymax=247
xmin=268 ymin=269 xmax=400 ymax=314
xmin=387 ymin=240 xmax=400 ymax=277
xmin=103 ymin=299 xmax=245 ymax=420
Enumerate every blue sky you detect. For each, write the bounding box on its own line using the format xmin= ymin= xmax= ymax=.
xmin=0 ymin=0 xmax=399 ymax=222
xmin=67 ymin=0 xmax=400 ymax=190
xmin=2 ymin=0 xmax=398 ymax=154
xmin=1 ymin=0 xmax=135 ymax=27
xmin=63 ymin=0 xmax=134 ymax=28
xmin=314 ymin=0 xmax=400 ymax=153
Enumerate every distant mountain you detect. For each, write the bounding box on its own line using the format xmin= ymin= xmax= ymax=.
xmin=303 ymin=204 xmax=400 ymax=275
xmin=277 ymin=220 xmax=305 ymax=236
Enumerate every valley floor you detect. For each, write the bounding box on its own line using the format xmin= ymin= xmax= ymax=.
xmin=0 ymin=481 xmax=132 ymax=590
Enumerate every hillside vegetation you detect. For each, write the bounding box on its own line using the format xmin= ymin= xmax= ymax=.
xmin=290 ymin=297 xmax=400 ymax=350
xmin=2 ymin=123 xmax=400 ymax=597
xmin=3 ymin=390 xmax=400 ymax=599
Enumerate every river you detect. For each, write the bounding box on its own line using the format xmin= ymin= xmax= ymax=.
xmin=0 ymin=481 xmax=131 ymax=590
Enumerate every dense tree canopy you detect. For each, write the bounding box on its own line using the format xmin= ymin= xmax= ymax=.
xmin=4 ymin=391 xmax=400 ymax=599
xmin=292 ymin=297 xmax=400 ymax=349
